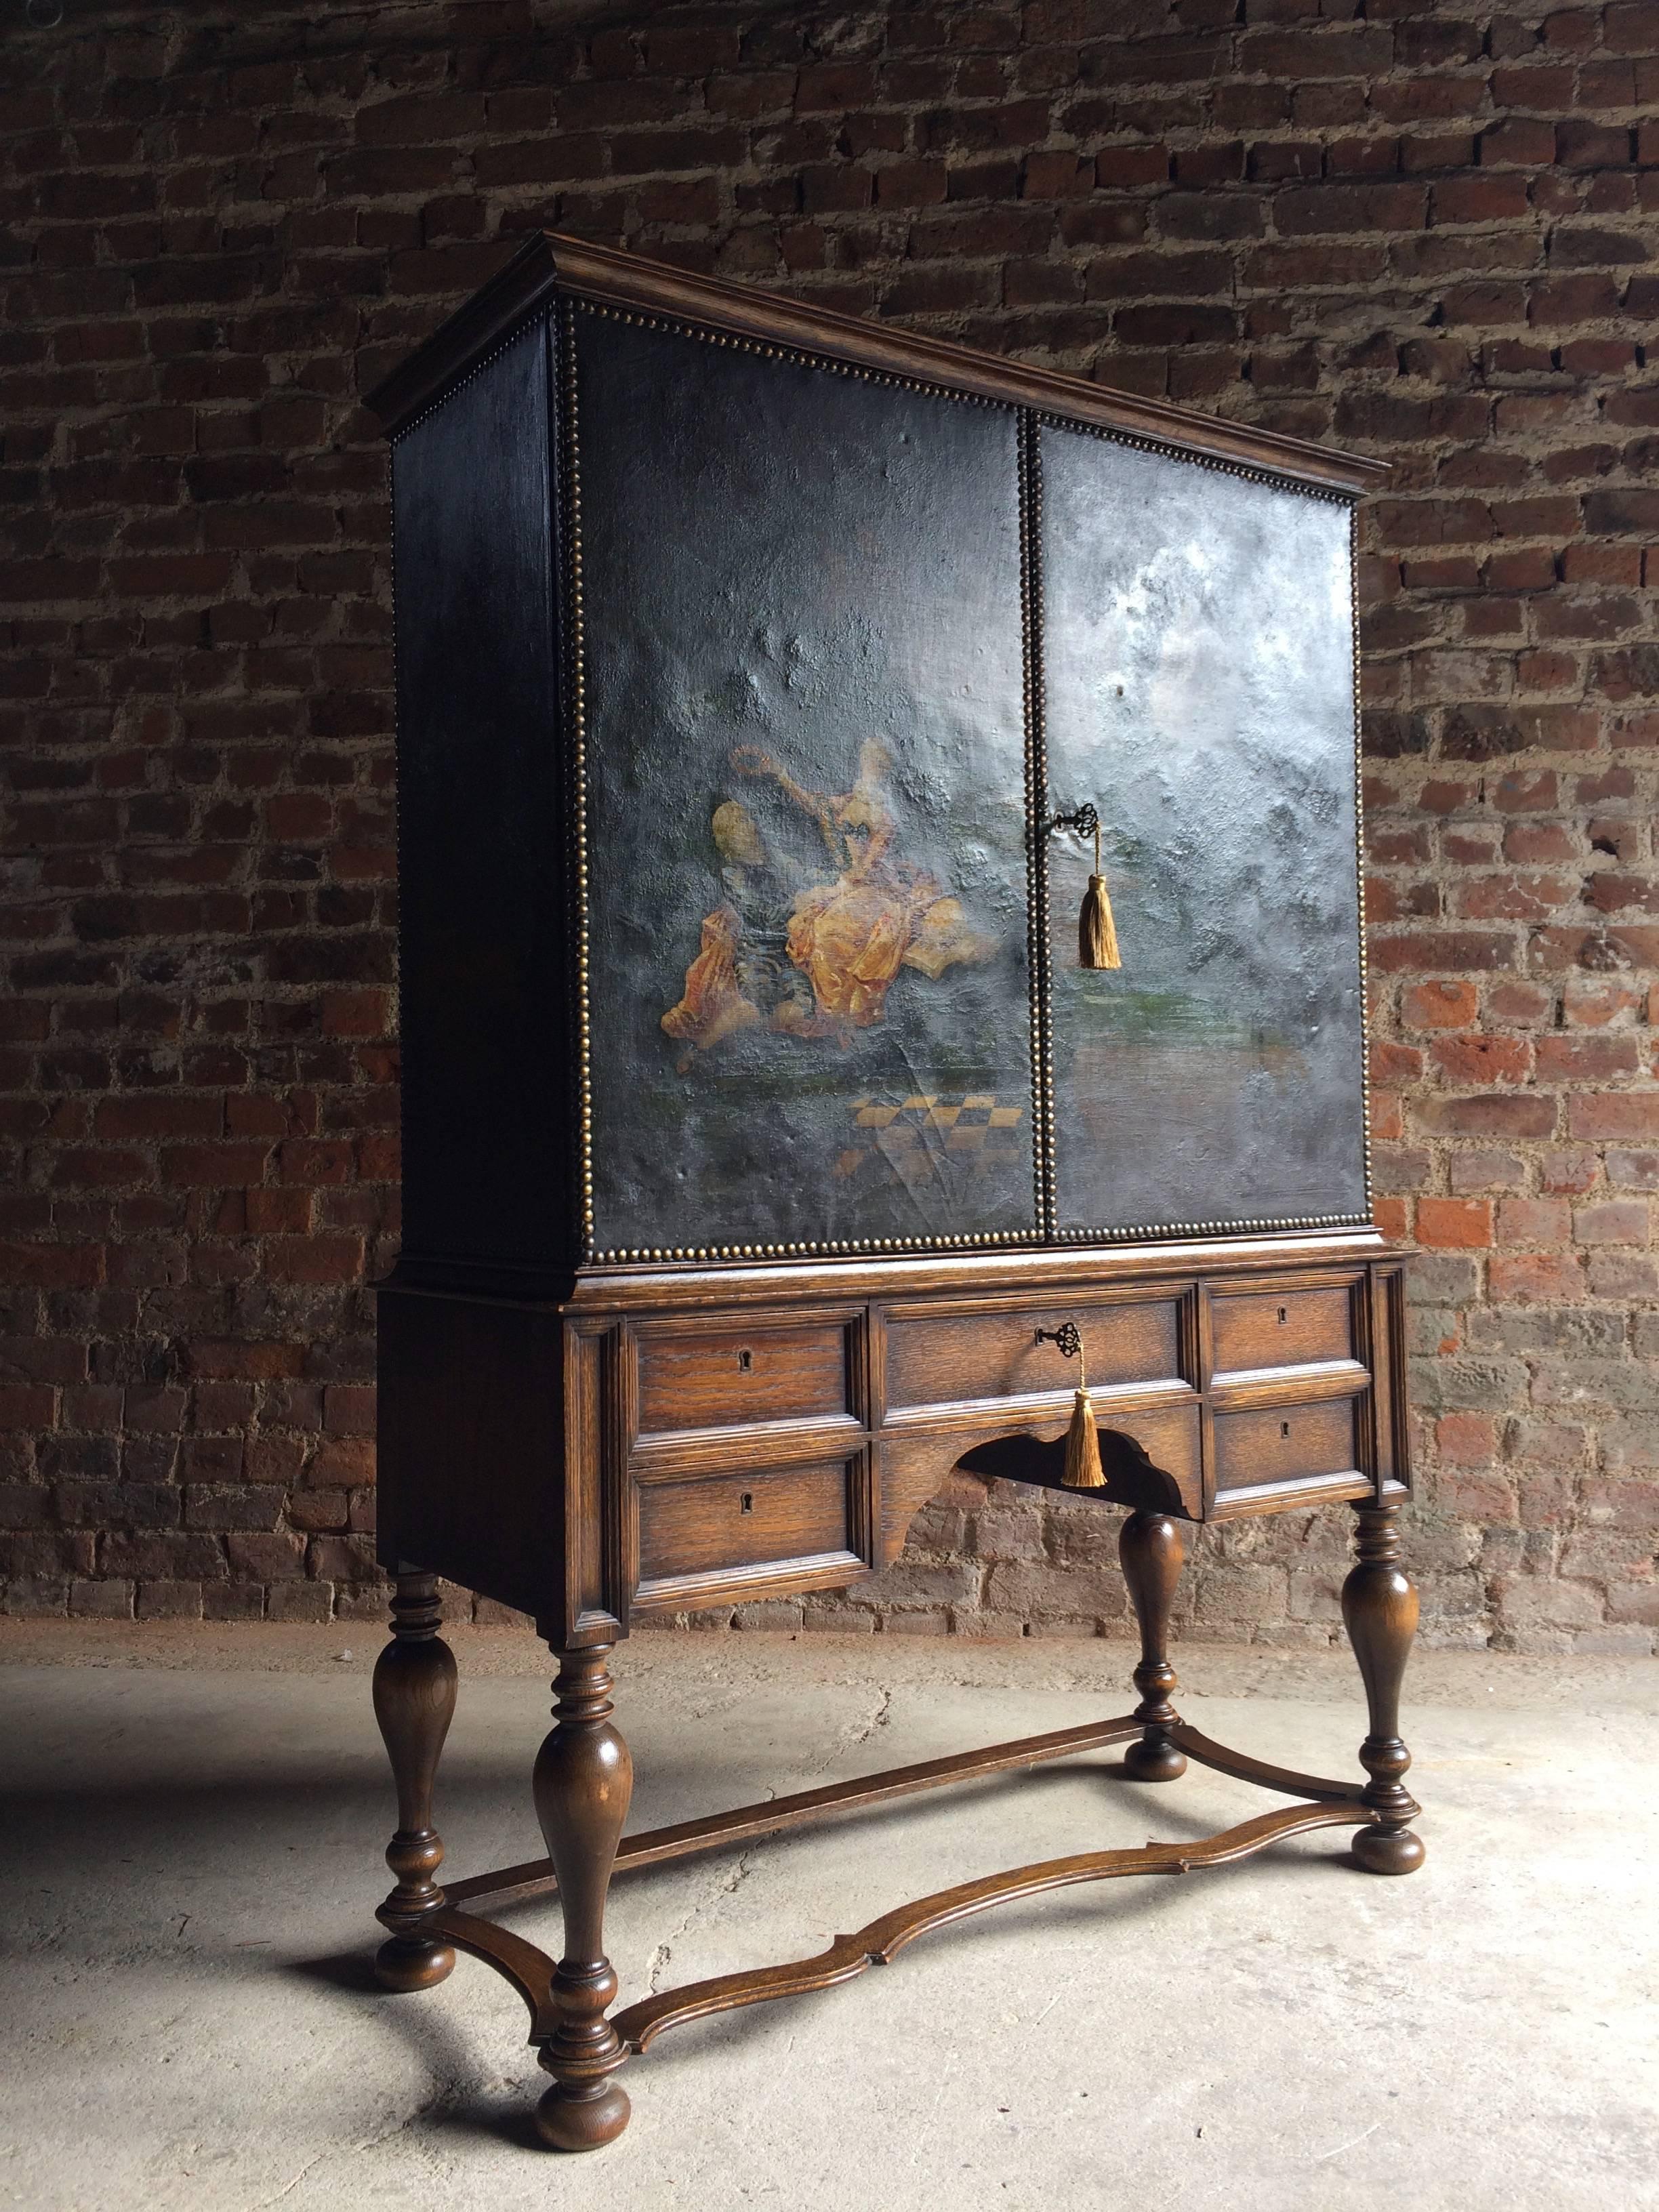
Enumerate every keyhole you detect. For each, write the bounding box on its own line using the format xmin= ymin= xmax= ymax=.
xmin=739 ymin=1491 xmax=754 ymax=1514
xmin=737 ymin=1347 xmax=752 ymax=1373
xmin=1280 ymin=1421 xmax=1291 ymax=1439
xmin=1277 ymin=1307 xmax=1287 ymax=1324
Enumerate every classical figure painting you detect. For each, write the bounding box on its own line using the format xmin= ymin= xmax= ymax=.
xmin=661 ymin=737 xmax=996 ymax=1062
xmin=576 ymin=312 xmax=1036 ymax=1257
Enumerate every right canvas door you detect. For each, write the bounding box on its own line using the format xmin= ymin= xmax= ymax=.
xmin=1040 ymin=421 xmax=1370 ymax=1240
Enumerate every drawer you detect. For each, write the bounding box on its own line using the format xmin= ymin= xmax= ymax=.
xmin=885 ymin=1299 xmax=1182 ymax=1412
xmin=634 ymin=1460 xmax=860 ymax=1605
xmin=1212 ymin=1399 xmax=1359 ymax=1497
xmin=1210 ymin=1285 xmax=1353 ymax=1378
xmin=634 ymin=1319 xmax=851 ymax=1437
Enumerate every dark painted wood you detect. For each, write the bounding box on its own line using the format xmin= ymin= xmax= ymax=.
xmin=1119 ymin=1511 xmax=1187 ymax=1782
xmin=1342 ymin=1502 xmax=1426 ymax=1875
xmin=371 ymin=1573 xmax=458 ymax=1992
xmin=389 ymin=321 xmax=573 ymax=1275
xmin=532 ymin=1644 xmax=634 ymax=2151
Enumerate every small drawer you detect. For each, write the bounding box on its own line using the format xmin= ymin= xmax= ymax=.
xmin=1210 ymin=1286 xmax=1353 ymax=1378
xmin=635 ymin=1321 xmax=851 ymax=1437
xmin=885 ymin=1299 xmax=1182 ymax=1412
xmin=635 ymin=1460 xmax=859 ymax=1603
xmin=1212 ymin=1400 xmax=1359 ymax=1496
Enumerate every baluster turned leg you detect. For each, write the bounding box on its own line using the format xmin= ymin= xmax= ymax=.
xmin=1342 ymin=1502 xmax=1425 ymax=1875
xmin=532 ymin=1641 xmax=634 ymax=2152
xmin=372 ymin=1570 xmax=458 ymax=1990
xmin=1120 ymin=1510 xmax=1187 ymax=1782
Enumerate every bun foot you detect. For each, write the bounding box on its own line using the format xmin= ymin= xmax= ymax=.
xmin=1122 ymin=1736 xmax=1187 ymax=1783
xmin=1352 ymin=1823 xmax=1425 ymax=1877
xmin=535 ymin=2078 xmax=630 ymax=2152
xmin=374 ymin=1936 xmax=455 ymax=1991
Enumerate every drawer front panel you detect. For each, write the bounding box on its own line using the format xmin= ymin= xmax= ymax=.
xmin=885 ymin=1300 xmax=1182 ymax=1412
xmin=636 ymin=1322 xmax=850 ymax=1435
xmin=1212 ymin=1399 xmax=1358 ymax=1495
xmin=1210 ymin=1286 xmax=1352 ymax=1378
xmin=636 ymin=1461 xmax=854 ymax=1590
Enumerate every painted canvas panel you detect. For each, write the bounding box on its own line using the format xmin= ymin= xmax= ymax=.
xmin=1041 ymin=425 xmax=1368 ymax=1235
xmin=575 ymin=313 xmax=1034 ymax=1256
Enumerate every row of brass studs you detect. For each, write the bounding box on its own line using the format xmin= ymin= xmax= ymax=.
xmin=1350 ymin=509 xmax=1376 ymax=1218
xmin=1019 ymin=411 xmax=1058 ymax=1242
xmin=592 ymin=1232 xmax=1039 ymax=1263
xmin=1030 ymin=407 xmax=1357 ymax=508
xmin=573 ymin=296 xmax=1012 ymax=413
xmin=389 ymin=317 xmax=544 ymax=446
xmin=1054 ymin=1213 xmax=1371 ymax=1244
xmin=557 ymin=302 xmax=597 ymax=1255
xmin=590 ymin=1213 xmax=1373 ymax=1265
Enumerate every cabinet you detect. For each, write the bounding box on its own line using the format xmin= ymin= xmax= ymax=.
xmin=363 ymin=234 xmax=1422 ymax=2156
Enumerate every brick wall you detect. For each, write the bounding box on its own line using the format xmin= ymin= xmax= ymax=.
xmin=4 ymin=0 xmax=1656 ymax=1651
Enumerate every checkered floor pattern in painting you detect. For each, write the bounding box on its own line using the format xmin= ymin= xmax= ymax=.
xmin=835 ymin=1093 xmax=1026 ymax=1180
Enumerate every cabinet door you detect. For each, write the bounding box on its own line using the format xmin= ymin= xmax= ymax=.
xmin=1040 ymin=424 xmax=1368 ymax=1237
xmin=575 ymin=310 xmax=1034 ymax=1261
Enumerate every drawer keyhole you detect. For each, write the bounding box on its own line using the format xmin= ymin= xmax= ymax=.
xmin=1277 ymin=1307 xmax=1288 ymax=1324
xmin=1280 ymin=1421 xmax=1291 ymax=1439
xmin=739 ymin=1491 xmax=754 ymax=1515
xmin=737 ymin=1348 xmax=752 ymax=1373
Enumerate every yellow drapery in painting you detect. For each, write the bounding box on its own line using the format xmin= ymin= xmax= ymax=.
xmin=663 ymin=739 xmax=996 ymax=1057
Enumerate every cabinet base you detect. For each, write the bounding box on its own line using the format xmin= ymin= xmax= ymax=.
xmin=386 ymin=1703 xmax=1419 ymax=2148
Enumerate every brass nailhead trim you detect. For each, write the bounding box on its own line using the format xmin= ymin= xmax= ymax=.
xmin=1032 ymin=407 xmax=1357 ymax=508
xmin=1351 ymin=506 xmax=1376 ymax=1219
xmin=558 ymin=301 xmax=597 ymax=1256
xmin=1019 ymin=411 xmax=1057 ymax=1242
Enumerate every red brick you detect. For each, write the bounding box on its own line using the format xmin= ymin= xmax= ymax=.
xmin=1416 ymin=1197 xmax=1494 ymax=1249
xmin=1488 ymin=1252 xmax=1586 ymax=1302
xmin=1401 ymin=979 xmax=1479 ymax=1028
xmin=1435 ymin=1414 xmax=1497 ymax=1467
xmin=1568 ymin=1094 xmax=1659 ymax=1140
xmin=1497 ymin=1197 xmax=1574 ymax=1247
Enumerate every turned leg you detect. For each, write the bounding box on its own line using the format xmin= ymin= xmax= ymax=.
xmin=1119 ymin=1509 xmax=1187 ymax=1782
xmin=372 ymin=1570 xmax=458 ymax=1990
xmin=1342 ymin=1502 xmax=1425 ymax=1875
xmin=532 ymin=1640 xmax=634 ymax=2152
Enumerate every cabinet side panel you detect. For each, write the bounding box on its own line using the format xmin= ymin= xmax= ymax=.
xmin=1042 ymin=427 xmax=1368 ymax=1236
xmin=391 ymin=321 xmax=571 ymax=1267
xmin=573 ymin=309 xmax=1035 ymax=1261
xmin=376 ymin=1289 xmax=567 ymax=1618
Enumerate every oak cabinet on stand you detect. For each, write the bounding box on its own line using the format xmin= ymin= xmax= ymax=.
xmin=365 ymin=234 xmax=1421 ymax=2153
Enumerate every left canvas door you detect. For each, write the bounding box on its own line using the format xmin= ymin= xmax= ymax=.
xmin=574 ymin=308 xmax=1036 ymax=1262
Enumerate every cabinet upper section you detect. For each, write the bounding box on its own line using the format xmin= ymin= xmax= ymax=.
xmin=373 ymin=234 xmax=1384 ymax=1286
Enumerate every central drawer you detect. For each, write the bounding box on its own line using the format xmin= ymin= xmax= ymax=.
xmin=884 ymin=1296 xmax=1184 ymax=1413
xmin=634 ymin=1317 xmax=852 ymax=1437
xmin=633 ymin=1459 xmax=863 ymax=1610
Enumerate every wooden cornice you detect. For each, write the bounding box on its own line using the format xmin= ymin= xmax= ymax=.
xmin=367 ymin=230 xmax=1387 ymax=496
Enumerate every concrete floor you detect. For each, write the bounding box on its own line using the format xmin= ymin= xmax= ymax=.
xmin=2 ymin=1624 xmax=1656 ymax=2212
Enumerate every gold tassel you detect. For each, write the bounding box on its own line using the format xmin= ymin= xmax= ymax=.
xmin=1061 ymin=1351 xmax=1105 ymax=1490
xmin=1078 ymin=821 xmax=1121 ymax=971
